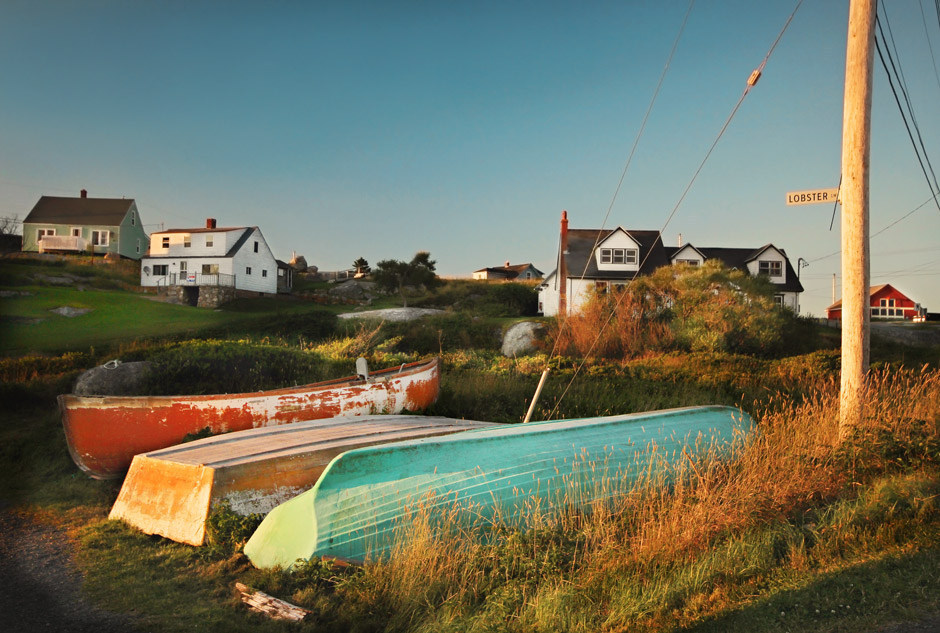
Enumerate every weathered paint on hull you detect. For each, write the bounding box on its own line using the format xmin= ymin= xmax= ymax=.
xmin=109 ymin=414 xmax=496 ymax=545
xmin=244 ymin=405 xmax=753 ymax=568
xmin=60 ymin=358 xmax=441 ymax=479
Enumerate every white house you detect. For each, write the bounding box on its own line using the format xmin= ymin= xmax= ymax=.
xmin=472 ymin=262 xmax=544 ymax=281
xmin=140 ymin=219 xmax=282 ymax=295
xmin=538 ymin=211 xmax=804 ymax=316
xmin=664 ymin=243 xmax=803 ymax=312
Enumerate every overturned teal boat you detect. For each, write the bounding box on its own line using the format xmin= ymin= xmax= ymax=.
xmin=244 ymin=406 xmax=752 ymax=568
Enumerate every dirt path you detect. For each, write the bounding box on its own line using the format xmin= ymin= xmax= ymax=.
xmin=0 ymin=505 xmax=143 ymax=633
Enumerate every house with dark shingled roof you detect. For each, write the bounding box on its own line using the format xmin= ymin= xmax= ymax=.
xmin=537 ymin=212 xmax=804 ymax=317
xmin=472 ymin=262 xmax=544 ymax=281
xmin=22 ymin=190 xmax=149 ymax=259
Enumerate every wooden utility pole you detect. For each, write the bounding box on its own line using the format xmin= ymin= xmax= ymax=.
xmin=839 ymin=0 xmax=876 ymax=438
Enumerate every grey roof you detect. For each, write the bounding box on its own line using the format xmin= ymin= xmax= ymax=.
xmin=225 ymin=228 xmax=256 ymax=257
xmin=664 ymin=244 xmax=805 ymax=293
xmin=563 ymin=228 xmax=669 ymax=280
xmin=24 ymin=196 xmax=135 ymax=226
xmin=474 ymin=263 xmax=544 ymax=279
xmin=543 ymin=228 xmax=804 ymax=294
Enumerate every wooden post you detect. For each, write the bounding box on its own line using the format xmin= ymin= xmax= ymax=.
xmin=523 ymin=369 xmax=550 ymax=423
xmin=839 ymin=0 xmax=876 ymax=438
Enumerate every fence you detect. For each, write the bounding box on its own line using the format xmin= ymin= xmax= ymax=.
xmin=155 ymin=272 xmax=235 ymax=288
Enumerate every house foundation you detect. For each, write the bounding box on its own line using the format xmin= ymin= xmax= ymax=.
xmin=165 ymin=285 xmax=237 ymax=308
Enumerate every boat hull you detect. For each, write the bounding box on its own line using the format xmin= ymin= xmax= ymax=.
xmin=109 ymin=414 xmax=496 ymax=545
xmin=60 ymin=358 xmax=441 ymax=479
xmin=244 ymin=405 xmax=753 ymax=568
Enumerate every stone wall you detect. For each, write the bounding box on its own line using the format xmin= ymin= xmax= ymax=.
xmin=163 ymin=285 xmax=237 ymax=308
xmin=198 ymin=285 xmax=237 ymax=308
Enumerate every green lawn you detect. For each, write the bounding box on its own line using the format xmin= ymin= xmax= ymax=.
xmin=1 ymin=285 xmax=240 ymax=355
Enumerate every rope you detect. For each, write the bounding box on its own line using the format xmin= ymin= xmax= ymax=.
xmin=545 ymin=0 xmax=695 ymax=362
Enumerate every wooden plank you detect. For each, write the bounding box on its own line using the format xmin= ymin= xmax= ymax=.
xmin=234 ymin=582 xmax=310 ymax=622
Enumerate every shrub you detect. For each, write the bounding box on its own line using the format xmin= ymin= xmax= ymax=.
xmin=144 ymin=340 xmax=330 ymax=395
xmin=382 ymin=313 xmax=502 ymax=355
xmin=412 ymin=279 xmax=539 ymax=317
xmin=549 ymin=261 xmax=810 ymax=360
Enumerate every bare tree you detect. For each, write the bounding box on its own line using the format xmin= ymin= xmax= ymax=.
xmin=0 ymin=214 xmax=21 ymax=235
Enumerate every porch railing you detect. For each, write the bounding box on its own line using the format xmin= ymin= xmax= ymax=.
xmin=154 ymin=272 xmax=235 ymax=288
xmin=38 ymin=235 xmax=89 ymax=252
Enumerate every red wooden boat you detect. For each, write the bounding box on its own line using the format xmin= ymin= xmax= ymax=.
xmin=59 ymin=357 xmax=441 ymax=480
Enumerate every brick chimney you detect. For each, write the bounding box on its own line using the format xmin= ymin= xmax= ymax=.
xmin=206 ymin=218 xmax=217 ymax=229
xmin=80 ymin=189 xmax=87 ymax=198
xmin=559 ymin=210 xmax=568 ymax=317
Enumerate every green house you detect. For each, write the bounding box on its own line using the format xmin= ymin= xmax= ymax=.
xmin=22 ymin=190 xmax=149 ymax=260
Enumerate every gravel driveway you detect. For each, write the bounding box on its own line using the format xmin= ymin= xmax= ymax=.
xmin=0 ymin=506 xmax=142 ymax=633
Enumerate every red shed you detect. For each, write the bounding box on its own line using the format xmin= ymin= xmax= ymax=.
xmin=825 ymin=283 xmax=925 ymax=320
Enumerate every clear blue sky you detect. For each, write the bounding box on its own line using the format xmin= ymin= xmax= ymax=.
xmin=2 ymin=1 xmax=938 ymax=317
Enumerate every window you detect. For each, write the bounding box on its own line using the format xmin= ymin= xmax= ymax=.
xmin=758 ymin=260 xmax=782 ymax=277
xmin=92 ymin=230 xmax=109 ymax=246
xmin=179 ymin=261 xmax=187 ymax=272
xmin=71 ymin=227 xmax=81 ymax=237
xmin=136 ymin=239 xmax=140 ymax=254
xmin=262 ymin=269 xmax=268 ymax=278
xmin=162 ymin=236 xmax=170 ymax=248
xmin=595 ymin=281 xmax=608 ymax=294
xmin=184 ymin=236 xmax=191 ymax=248
xmin=254 ymin=241 xmax=259 ymax=253
xmin=153 ymin=264 xmax=168 ymax=276
xmin=202 ymin=264 xmax=219 ymax=275
xmin=676 ymin=259 xmax=699 ymax=266
xmin=246 ymin=267 xmax=252 ymax=275
xmin=278 ymin=268 xmax=285 ymax=277
xmin=37 ymin=228 xmax=56 ymax=240
xmin=774 ymin=295 xmax=785 ymax=307
xmin=600 ymin=247 xmax=637 ymax=265
xmin=131 ymin=213 xmax=135 ymax=226
xmin=206 ymin=236 xmax=214 ymax=247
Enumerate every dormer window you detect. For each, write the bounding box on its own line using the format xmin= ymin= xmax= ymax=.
xmin=758 ymin=260 xmax=782 ymax=277
xmin=600 ymin=248 xmax=637 ymax=265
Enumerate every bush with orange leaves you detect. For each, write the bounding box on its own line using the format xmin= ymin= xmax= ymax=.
xmin=550 ymin=260 xmax=810 ymax=359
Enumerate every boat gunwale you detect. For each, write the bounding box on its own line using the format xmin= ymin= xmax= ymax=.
xmin=58 ymin=357 xmax=440 ymax=406
xmin=319 ymin=405 xmax=747 ymax=475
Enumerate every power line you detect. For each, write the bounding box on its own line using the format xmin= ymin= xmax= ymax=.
xmin=546 ymin=0 xmax=695 ymax=360
xmin=918 ymin=0 xmax=940 ymax=92
xmin=875 ymin=10 xmax=940 ymax=208
xmin=544 ymin=0 xmax=806 ymax=421
xmin=809 ymin=194 xmax=939 ymax=263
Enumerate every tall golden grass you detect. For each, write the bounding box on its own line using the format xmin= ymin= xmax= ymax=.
xmin=310 ymin=367 xmax=940 ymax=631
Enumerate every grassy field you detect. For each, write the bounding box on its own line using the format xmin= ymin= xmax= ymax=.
xmin=1 ymin=255 xmax=938 ymax=632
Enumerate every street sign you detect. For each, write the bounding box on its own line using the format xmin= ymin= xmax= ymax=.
xmin=786 ymin=188 xmax=840 ymax=206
